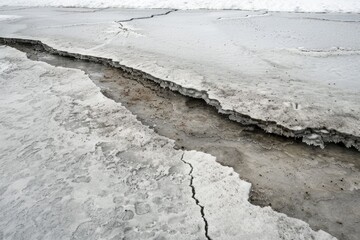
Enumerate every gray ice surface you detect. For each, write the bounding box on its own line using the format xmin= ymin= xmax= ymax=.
xmin=0 ymin=45 xmax=205 ymax=240
xmin=0 ymin=7 xmax=359 ymax=146
xmin=0 ymin=45 xmax=336 ymax=239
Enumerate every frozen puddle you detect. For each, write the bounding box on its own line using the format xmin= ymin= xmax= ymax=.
xmin=2 ymin=40 xmax=359 ymax=240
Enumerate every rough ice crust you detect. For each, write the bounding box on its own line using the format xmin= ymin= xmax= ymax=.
xmin=1 ymin=36 xmax=359 ymax=151
xmin=0 ymin=45 xmax=336 ymax=239
xmin=0 ymin=46 xmax=204 ymax=240
xmin=1 ymin=0 xmax=360 ymax=13
xmin=0 ymin=8 xmax=359 ymax=150
xmin=184 ymin=151 xmax=336 ymax=240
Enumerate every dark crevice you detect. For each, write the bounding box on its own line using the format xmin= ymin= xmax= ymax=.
xmin=180 ymin=153 xmax=212 ymax=240
xmin=2 ymin=38 xmax=360 ymax=240
xmin=0 ymin=37 xmax=358 ymax=152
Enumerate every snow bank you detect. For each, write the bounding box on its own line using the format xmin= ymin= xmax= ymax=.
xmin=1 ymin=0 xmax=360 ymax=13
xmin=0 ymin=15 xmax=21 ymax=21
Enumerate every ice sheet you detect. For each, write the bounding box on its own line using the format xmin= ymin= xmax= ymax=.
xmin=1 ymin=8 xmax=359 ymax=146
xmin=0 ymin=45 xmax=336 ymax=239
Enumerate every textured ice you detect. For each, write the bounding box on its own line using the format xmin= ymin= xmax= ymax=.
xmin=184 ymin=151 xmax=336 ymax=240
xmin=0 ymin=7 xmax=359 ymax=147
xmin=0 ymin=45 xmax=336 ymax=239
xmin=0 ymin=46 xmax=204 ymax=240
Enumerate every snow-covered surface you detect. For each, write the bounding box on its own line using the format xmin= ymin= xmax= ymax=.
xmin=0 ymin=15 xmax=21 ymax=21
xmin=1 ymin=0 xmax=360 ymax=13
xmin=184 ymin=151 xmax=335 ymax=240
xmin=0 ymin=45 xmax=203 ymax=240
xmin=0 ymin=45 xmax=335 ymax=239
xmin=0 ymin=8 xmax=359 ymax=142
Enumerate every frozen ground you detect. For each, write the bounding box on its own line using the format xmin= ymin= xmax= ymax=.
xmin=0 ymin=45 xmax=336 ymax=239
xmin=0 ymin=7 xmax=359 ymax=149
xmin=0 ymin=5 xmax=359 ymax=240
xmin=12 ymin=43 xmax=358 ymax=240
xmin=1 ymin=0 xmax=360 ymax=13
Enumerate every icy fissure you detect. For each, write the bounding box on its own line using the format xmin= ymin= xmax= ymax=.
xmin=0 ymin=44 xmax=339 ymax=240
xmin=13 ymin=40 xmax=359 ymax=240
xmin=116 ymin=9 xmax=178 ymax=23
xmin=180 ymin=153 xmax=212 ymax=240
xmin=1 ymin=37 xmax=359 ymax=151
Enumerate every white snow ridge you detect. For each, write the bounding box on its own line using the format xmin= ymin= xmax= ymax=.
xmin=1 ymin=0 xmax=360 ymax=13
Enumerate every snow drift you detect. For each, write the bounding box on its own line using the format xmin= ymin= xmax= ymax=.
xmin=1 ymin=0 xmax=360 ymax=13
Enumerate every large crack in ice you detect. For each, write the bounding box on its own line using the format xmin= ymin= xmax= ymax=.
xmin=0 ymin=45 xmax=209 ymax=240
xmin=0 ymin=37 xmax=359 ymax=152
xmin=180 ymin=153 xmax=212 ymax=240
xmin=3 ymin=40 xmax=359 ymax=240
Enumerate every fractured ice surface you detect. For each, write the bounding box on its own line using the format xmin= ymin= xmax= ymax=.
xmin=0 ymin=45 xmax=336 ymax=239
xmin=0 ymin=7 xmax=359 ymax=149
xmin=0 ymin=46 xmax=203 ymax=240
xmin=184 ymin=151 xmax=336 ymax=240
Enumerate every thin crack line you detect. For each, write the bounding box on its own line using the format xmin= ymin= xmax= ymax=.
xmin=116 ymin=9 xmax=178 ymax=24
xmin=115 ymin=9 xmax=178 ymax=33
xmin=94 ymin=8 xmax=177 ymax=50
xmin=180 ymin=153 xmax=212 ymax=240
